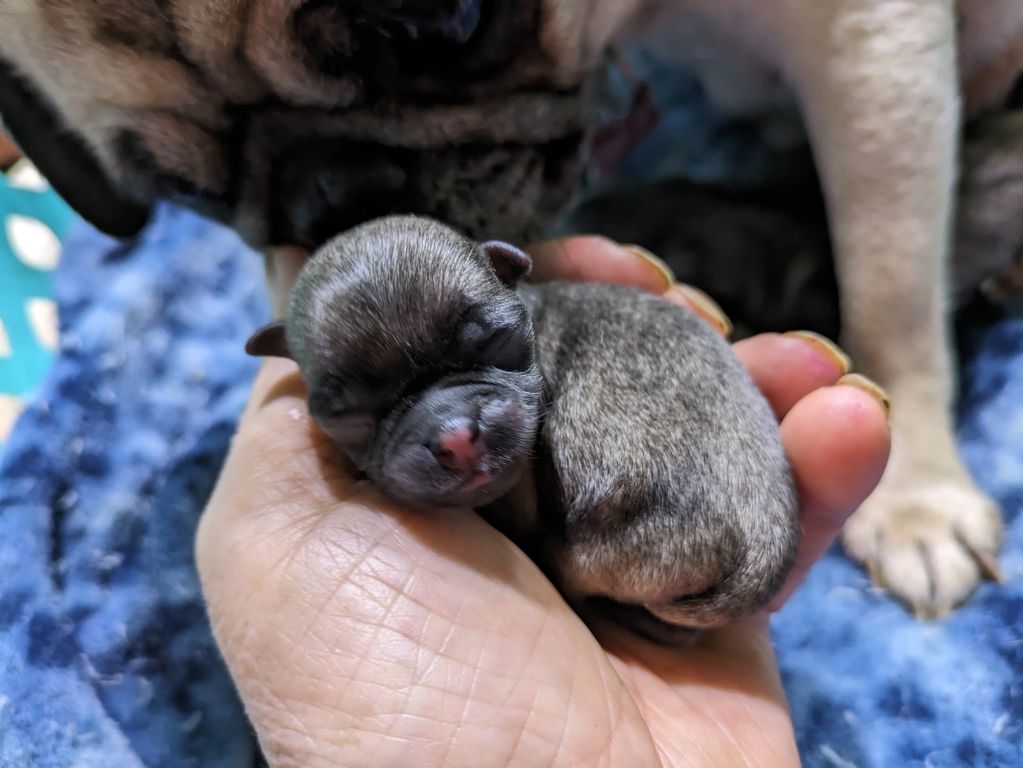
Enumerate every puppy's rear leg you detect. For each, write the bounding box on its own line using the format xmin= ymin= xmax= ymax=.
xmin=779 ymin=0 xmax=1002 ymax=617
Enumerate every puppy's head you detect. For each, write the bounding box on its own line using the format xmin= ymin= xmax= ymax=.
xmin=248 ymin=215 xmax=544 ymax=509
xmin=0 ymin=1 xmax=642 ymax=247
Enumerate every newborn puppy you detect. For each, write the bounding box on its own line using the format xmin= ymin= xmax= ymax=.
xmin=249 ymin=217 xmax=545 ymax=510
xmin=247 ymin=215 xmax=799 ymax=638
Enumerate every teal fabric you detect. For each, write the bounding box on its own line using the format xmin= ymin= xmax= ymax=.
xmin=0 ymin=168 xmax=76 ymax=443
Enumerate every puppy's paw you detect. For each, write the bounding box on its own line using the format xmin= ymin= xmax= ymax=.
xmin=842 ymin=479 xmax=1003 ymax=618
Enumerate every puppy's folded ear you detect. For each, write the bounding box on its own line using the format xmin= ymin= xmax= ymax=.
xmin=481 ymin=241 xmax=532 ymax=287
xmin=0 ymin=57 xmax=150 ymax=238
xmin=245 ymin=322 xmax=294 ymax=359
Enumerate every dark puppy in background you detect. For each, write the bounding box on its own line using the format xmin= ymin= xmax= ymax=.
xmin=248 ymin=215 xmax=799 ymax=642
xmin=565 ymin=106 xmax=1023 ymax=342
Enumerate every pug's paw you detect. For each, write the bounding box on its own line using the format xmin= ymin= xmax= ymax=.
xmin=842 ymin=477 xmax=1003 ymax=618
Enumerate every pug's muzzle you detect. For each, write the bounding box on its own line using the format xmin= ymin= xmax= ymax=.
xmin=0 ymin=0 xmax=593 ymax=250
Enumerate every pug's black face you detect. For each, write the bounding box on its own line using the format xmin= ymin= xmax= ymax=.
xmin=244 ymin=0 xmax=587 ymax=248
xmin=292 ymin=0 xmax=530 ymax=97
xmin=0 ymin=0 xmax=591 ymax=248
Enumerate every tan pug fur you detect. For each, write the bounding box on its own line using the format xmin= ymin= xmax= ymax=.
xmin=2 ymin=0 xmax=1022 ymax=617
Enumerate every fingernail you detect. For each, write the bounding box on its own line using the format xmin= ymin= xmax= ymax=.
xmin=866 ymin=560 xmax=885 ymax=589
xmin=784 ymin=331 xmax=852 ymax=375
xmin=622 ymin=244 xmax=676 ymax=291
xmin=669 ymin=284 xmax=733 ymax=337
xmin=976 ymin=550 xmax=1005 ymax=583
xmin=836 ymin=373 xmax=891 ymax=417
xmin=956 ymin=530 xmax=1004 ymax=582
xmin=914 ymin=605 xmax=949 ymax=622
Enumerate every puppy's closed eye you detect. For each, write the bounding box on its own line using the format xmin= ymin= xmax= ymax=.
xmin=308 ymin=388 xmax=374 ymax=436
xmin=457 ymin=320 xmax=529 ymax=372
xmin=476 ymin=326 xmax=530 ymax=371
xmin=319 ymin=408 xmax=376 ymax=447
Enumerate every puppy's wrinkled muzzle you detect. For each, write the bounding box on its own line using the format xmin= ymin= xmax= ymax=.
xmin=375 ymin=376 xmax=539 ymax=509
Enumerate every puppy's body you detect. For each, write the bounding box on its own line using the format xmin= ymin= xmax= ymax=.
xmin=527 ymin=280 xmax=797 ymax=632
xmin=2 ymin=0 xmax=1021 ymax=615
xmin=251 ymin=215 xmax=798 ymax=637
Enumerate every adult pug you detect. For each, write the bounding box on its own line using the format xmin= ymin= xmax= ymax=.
xmin=0 ymin=0 xmax=1019 ymax=618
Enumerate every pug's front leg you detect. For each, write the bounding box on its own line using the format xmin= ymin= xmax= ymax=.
xmin=778 ymin=0 xmax=1002 ymax=617
xmin=263 ymin=246 xmax=311 ymax=318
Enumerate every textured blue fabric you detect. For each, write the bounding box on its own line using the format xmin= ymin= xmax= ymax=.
xmin=0 ymin=206 xmax=265 ymax=768
xmin=0 ymin=168 xmax=76 ymax=400
xmin=1 ymin=54 xmax=1021 ymax=768
xmin=775 ymin=316 xmax=1023 ymax=767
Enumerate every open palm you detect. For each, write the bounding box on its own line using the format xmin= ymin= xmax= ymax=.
xmin=197 ymin=238 xmax=890 ymax=767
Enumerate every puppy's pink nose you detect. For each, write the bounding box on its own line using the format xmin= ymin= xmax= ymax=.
xmin=431 ymin=422 xmax=483 ymax=473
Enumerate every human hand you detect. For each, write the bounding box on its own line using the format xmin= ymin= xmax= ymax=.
xmin=197 ymin=237 xmax=891 ymax=767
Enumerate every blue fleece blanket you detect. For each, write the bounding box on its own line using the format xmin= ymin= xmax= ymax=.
xmin=776 ymin=315 xmax=1023 ymax=767
xmin=2 ymin=61 xmax=1022 ymax=768
xmin=0 ymin=208 xmax=263 ymax=768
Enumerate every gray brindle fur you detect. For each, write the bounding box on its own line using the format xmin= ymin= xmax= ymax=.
xmin=247 ymin=215 xmax=798 ymax=640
